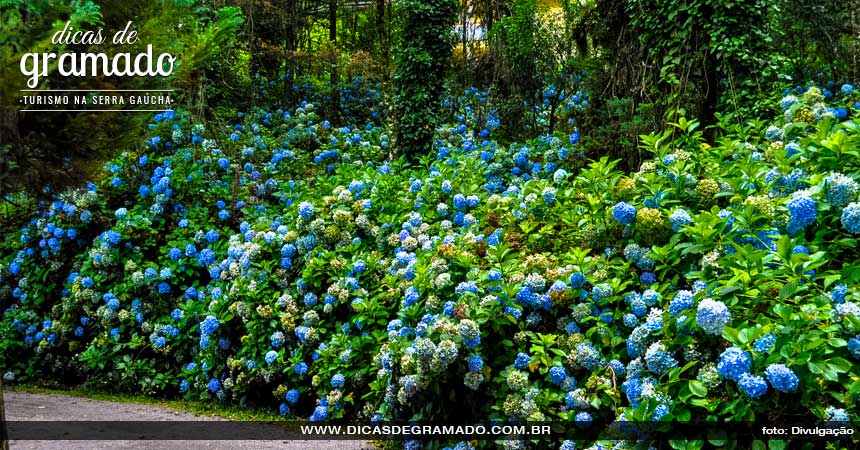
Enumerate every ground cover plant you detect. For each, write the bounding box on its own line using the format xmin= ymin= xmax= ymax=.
xmin=2 ymin=77 xmax=860 ymax=450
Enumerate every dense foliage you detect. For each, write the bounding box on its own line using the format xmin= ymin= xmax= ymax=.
xmin=4 ymin=1 xmax=860 ymax=449
xmin=3 ymin=77 xmax=860 ymax=449
xmin=4 ymin=0 xmax=860 ymax=197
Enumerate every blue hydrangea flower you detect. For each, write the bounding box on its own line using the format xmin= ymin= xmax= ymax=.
xmin=152 ymin=336 xmax=167 ymax=348
xmin=652 ymin=403 xmax=670 ymax=421
xmin=403 ymin=286 xmax=420 ymax=307
xmin=143 ymin=267 xmax=158 ymax=280
xmin=466 ymin=195 xmax=480 ymax=208
xmin=640 ymin=272 xmax=656 ymax=285
xmin=298 ymin=201 xmax=314 ymax=220
xmin=779 ymin=95 xmax=798 ymax=109
xmin=106 ymin=297 xmax=120 ymax=311
xmin=549 ymin=366 xmax=567 ymax=385
xmin=717 ymin=347 xmax=751 ymax=381
xmin=848 ymin=336 xmax=860 ymax=360
xmin=207 ymin=378 xmax=221 ymax=393
xmin=644 ymin=342 xmax=678 ymax=375
xmin=309 ymin=405 xmax=328 ymax=422
xmin=641 ymin=289 xmax=660 ymax=305
xmin=842 ymin=203 xmax=860 ymax=233
xmin=199 ymin=315 xmax=219 ymax=336
xmin=294 ymin=362 xmax=309 ymax=376
xmin=737 ymin=373 xmax=768 ymax=399
xmin=669 ymin=290 xmax=693 ymax=317
xmin=331 ymin=373 xmax=345 ymax=388
xmin=787 ymin=191 xmax=817 ymax=231
xmin=609 ymin=359 xmax=625 ymax=376
xmin=764 ymin=364 xmax=798 ymax=392
xmin=831 ymin=284 xmax=848 ymax=303
xmin=752 ymin=334 xmax=775 ymax=352
xmin=452 ymin=194 xmax=468 ymax=211
xmin=824 ymin=173 xmax=858 ymax=207
xmin=669 ymin=209 xmax=693 ymax=232
xmin=270 ymin=331 xmax=285 ymax=348
xmin=285 ymin=389 xmax=300 ymax=404
xmin=569 ymin=272 xmax=587 ymax=288
xmin=592 ymin=284 xmax=613 ymax=303
xmin=513 ymin=352 xmax=530 ymax=369
xmin=612 ymin=202 xmax=637 ymax=225
xmin=542 ymin=187 xmax=557 ymax=205
xmin=623 ymin=313 xmax=638 ymax=328
xmin=574 ymin=411 xmax=592 ymax=428
xmin=565 ymin=390 xmax=584 ymax=409
xmin=467 ymin=355 xmax=484 ymax=373
xmin=304 ymin=292 xmax=318 ymax=307
xmin=765 ymin=126 xmax=784 ymax=142
xmin=825 ymin=407 xmax=849 ymax=422
xmin=696 ymin=298 xmax=730 ymax=335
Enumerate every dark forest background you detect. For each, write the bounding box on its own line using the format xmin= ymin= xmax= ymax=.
xmin=2 ymin=0 xmax=859 ymax=205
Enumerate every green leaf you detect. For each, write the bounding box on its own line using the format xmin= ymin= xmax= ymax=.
xmin=738 ymin=327 xmax=756 ymax=344
xmin=767 ymin=440 xmax=787 ymax=450
xmin=779 ymin=281 xmax=798 ymax=299
xmin=722 ymin=327 xmax=740 ymax=344
xmin=826 ymin=357 xmax=852 ymax=373
xmin=689 ymin=380 xmax=708 ymax=397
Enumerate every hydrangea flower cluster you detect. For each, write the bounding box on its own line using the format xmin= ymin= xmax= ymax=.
xmin=612 ymin=202 xmax=637 ymax=225
xmin=2 ymin=76 xmax=860 ymax=445
xmin=696 ymin=298 xmax=730 ymax=335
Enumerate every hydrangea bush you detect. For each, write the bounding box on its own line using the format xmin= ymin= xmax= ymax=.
xmin=2 ymin=81 xmax=860 ymax=449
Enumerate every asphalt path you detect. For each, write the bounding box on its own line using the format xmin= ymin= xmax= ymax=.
xmin=3 ymin=390 xmax=371 ymax=450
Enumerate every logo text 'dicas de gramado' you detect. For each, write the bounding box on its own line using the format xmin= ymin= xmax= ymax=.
xmin=19 ymin=21 xmax=176 ymax=88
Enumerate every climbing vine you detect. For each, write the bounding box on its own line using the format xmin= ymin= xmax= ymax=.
xmin=392 ymin=0 xmax=458 ymax=163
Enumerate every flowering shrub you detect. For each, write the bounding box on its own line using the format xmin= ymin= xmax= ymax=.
xmin=2 ymin=81 xmax=860 ymax=449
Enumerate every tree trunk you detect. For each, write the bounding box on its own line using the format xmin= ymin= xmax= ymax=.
xmin=853 ymin=0 xmax=859 ymax=84
xmin=701 ymin=49 xmax=719 ymax=142
xmin=700 ymin=4 xmax=719 ymax=142
xmin=377 ymin=0 xmax=387 ymax=67
xmin=462 ymin=0 xmax=468 ymax=87
xmin=329 ymin=0 xmax=337 ymax=44
xmin=329 ymin=0 xmax=338 ymax=87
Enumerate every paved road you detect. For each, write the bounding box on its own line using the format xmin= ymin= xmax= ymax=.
xmin=3 ymin=391 xmax=371 ymax=450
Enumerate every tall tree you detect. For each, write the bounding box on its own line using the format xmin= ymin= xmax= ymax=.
xmin=376 ymin=0 xmax=388 ymax=66
xmin=392 ymin=0 xmax=458 ymax=163
xmin=626 ymin=0 xmax=774 ymax=131
xmin=329 ymin=0 xmax=338 ymax=87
